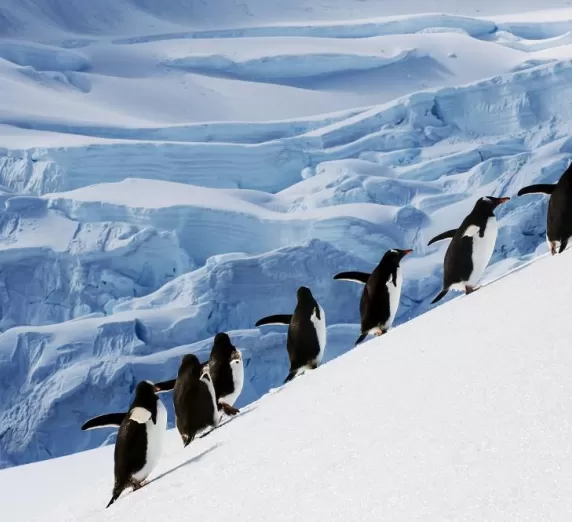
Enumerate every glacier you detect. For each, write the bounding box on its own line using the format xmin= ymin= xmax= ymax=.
xmin=1 ymin=0 xmax=572 ymax=469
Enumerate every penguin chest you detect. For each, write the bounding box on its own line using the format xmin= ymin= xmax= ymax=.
xmin=132 ymin=399 xmax=167 ymax=482
xmin=385 ymin=267 xmax=403 ymax=328
xmin=310 ymin=304 xmax=327 ymax=365
xmin=219 ymin=357 xmax=244 ymax=407
xmin=202 ymin=375 xmax=220 ymax=426
xmin=468 ymin=217 xmax=498 ymax=284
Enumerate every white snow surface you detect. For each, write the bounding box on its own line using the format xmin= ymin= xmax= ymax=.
xmin=2 ymin=0 xmax=572 ymax=473
xmin=2 ymin=249 xmax=572 ymax=521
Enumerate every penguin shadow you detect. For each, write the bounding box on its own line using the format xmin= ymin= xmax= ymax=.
xmin=199 ymin=406 xmax=256 ymax=439
xmin=149 ymin=443 xmax=222 ymax=485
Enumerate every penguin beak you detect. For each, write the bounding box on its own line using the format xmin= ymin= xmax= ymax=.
xmin=153 ymin=384 xmax=162 ymax=393
xmin=403 ymin=249 xmax=413 ymax=255
xmin=498 ymin=197 xmax=510 ymax=204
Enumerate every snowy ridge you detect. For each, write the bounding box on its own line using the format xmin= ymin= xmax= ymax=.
xmin=2 ymin=246 xmax=572 ymax=522
xmin=2 ymin=1 xmax=572 ymax=470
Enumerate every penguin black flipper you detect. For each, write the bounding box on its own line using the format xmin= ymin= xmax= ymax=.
xmin=255 ymin=314 xmax=292 ymax=327
xmin=517 ymin=184 xmax=555 ymax=196
xmin=428 ymin=229 xmax=457 ymax=246
xmin=154 ymin=379 xmax=177 ymax=393
xmin=333 ymin=271 xmax=370 ymax=284
xmin=431 ymin=289 xmax=449 ymax=304
xmin=81 ymin=412 xmax=126 ymax=431
xmin=354 ymin=333 xmax=368 ymax=346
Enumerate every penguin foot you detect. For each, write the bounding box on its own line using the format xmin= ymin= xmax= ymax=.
xmin=131 ymin=480 xmax=146 ymax=491
xmin=464 ymin=285 xmax=479 ymax=294
xmin=219 ymin=402 xmax=240 ymax=416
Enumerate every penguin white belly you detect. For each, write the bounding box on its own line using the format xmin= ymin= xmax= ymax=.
xmin=132 ymin=399 xmax=167 ymax=482
xmin=467 ymin=217 xmax=498 ymax=285
xmin=201 ymin=372 xmax=220 ymax=426
xmin=310 ymin=304 xmax=327 ymax=366
xmin=219 ymin=354 xmax=244 ymax=407
xmin=385 ymin=266 xmax=403 ymax=329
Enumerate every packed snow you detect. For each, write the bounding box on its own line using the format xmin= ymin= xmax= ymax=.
xmin=3 ymin=248 xmax=572 ymax=521
xmin=1 ymin=0 xmax=572 ymax=482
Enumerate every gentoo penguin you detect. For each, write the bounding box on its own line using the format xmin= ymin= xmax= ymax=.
xmin=333 ymin=248 xmax=413 ymax=346
xmin=428 ymin=196 xmax=510 ymax=304
xmin=255 ymin=286 xmax=326 ymax=383
xmin=517 ymin=163 xmax=572 ymax=255
xmin=169 ymin=354 xmax=220 ymax=447
xmin=204 ymin=333 xmax=244 ymax=415
xmin=80 ymin=380 xmax=170 ymax=508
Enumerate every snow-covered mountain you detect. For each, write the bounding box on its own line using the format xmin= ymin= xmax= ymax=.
xmin=1 ymin=0 xmax=572 ymax=470
xmin=3 ymin=247 xmax=572 ymax=522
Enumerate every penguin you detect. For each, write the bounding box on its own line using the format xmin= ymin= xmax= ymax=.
xmin=517 ymin=163 xmax=572 ymax=255
xmin=333 ymin=248 xmax=413 ymax=346
xmin=80 ymin=380 xmax=170 ymax=508
xmin=204 ymin=332 xmax=244 ymax=415
xmin=255 ymin=286 xmax=326 ymax=383
xmin=427 ymin=196 xmax=510 ymax=304
xmin=169 ymin=354 xmax=220 ymax=447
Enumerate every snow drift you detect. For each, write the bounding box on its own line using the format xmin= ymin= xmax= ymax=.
xmin=2 ymin=0 xmax=572 ymax=472
xmin=2 ymin=246 xmax=572 ymax=522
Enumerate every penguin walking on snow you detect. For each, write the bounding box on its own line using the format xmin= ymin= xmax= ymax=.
xmin=428 ymin=196 xmax=510 ymax=304
xmin=80 ymin=380 xmax=170 ymax=508
xmin=255 ymin=286 xmax=326 ymax=383
xmin=517 ymin=163 xmax=572 ymax=255
xmin=156 ymin=354 xmax=220 ymax=447
xmin=333 ymin=248 xmax=413 ymax=346
xmin=204 ymin=333 xmax=244 ymax=414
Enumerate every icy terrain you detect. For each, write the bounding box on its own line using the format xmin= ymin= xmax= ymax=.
xmin=2 ymin=248 xmax=572 ymax=522
xmin=2 ymin=0 xmax=572 ymax=469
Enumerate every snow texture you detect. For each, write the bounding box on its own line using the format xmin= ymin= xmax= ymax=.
xmin=2 ymin=248 xmax=572 ymax=521
xmin=1 ymin=0 xmax=572 ymax=472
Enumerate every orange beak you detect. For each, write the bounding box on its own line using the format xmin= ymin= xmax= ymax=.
xmin=403 ymin=249 xmax=413 ymax=255
xmin=498 ymin=197 xmax=510 ymax=204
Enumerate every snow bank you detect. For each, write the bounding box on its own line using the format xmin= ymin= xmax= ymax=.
xmin=3 ymin=1 xmax=572 ymax=475
xmin=3 ymin=246 xmax=572 ymax=521
xmin=0 ymin=195 xmax=190 ymax=329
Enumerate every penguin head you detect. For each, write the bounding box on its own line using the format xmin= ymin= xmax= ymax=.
xmin=297 ymin=286 xmax=314 ymax=301
xmin=134 ymin=380 xmax=160 ymax=402
xmin=211 ymin=332 xmax=240 ymax=363
xmin=296 ymin=286 xmax=319 ymax=311
xmin=383 ymin=248 xmax=413 ymax=265
xmin=474 ymin=196 xmax=510 ymax=214
xmin=178 ymin=353 xmax=203 ymax=379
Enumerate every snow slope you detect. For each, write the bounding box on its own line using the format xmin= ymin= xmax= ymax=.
xmin=2 ymin=247 xmax=572 ymax=522
xmin=3 ymin=0 xmax=572 ymax=469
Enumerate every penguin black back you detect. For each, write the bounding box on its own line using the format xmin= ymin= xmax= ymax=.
xmin=255 ymin=286 xmax=326 ymax=383
xmin=107 ymin=380 xmax=164 ymax=508
xmin=518 ymin=164 xmax=572 ymax=254
xmin=208 ymin=333 xmax=236 ymax=399
xmin=173 ymin=354 xmax=218 ymax=447
xmin=547 ymin=167 xmax=572 ymax=253
xmin=284 ymin=286 xmax=325 ymax=381
xmin=360 ymin=249 xmax=411 ymax=338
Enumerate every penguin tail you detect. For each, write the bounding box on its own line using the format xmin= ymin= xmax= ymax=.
xmin=106 ymin=482 xmax=125 ymax=508
xmin=182 ymin=434 xmax=194 ymax=448
xmin=431 ymin=289 xmax=449 ymax=304
xmin=559 ymin=239 xmax=569 ymax=254
xmin=354 ymin=333 xmax=368 ymax=346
